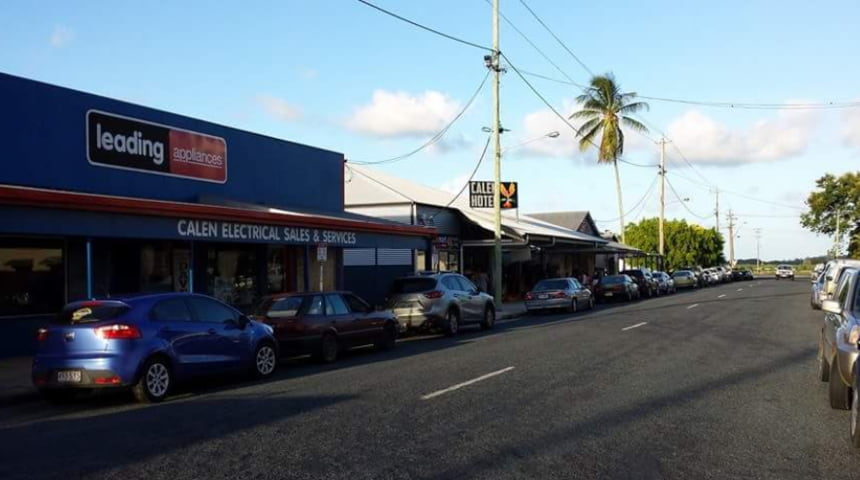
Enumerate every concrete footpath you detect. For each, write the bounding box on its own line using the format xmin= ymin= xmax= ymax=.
xmin=0 ymin=302 xmax=527 ymax=407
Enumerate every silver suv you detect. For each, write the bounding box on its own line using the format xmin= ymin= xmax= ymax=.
xmin=775 ymin=264 xmax=795 ymax=280
xmin=385 ymin=273 xmax=495 ymax=336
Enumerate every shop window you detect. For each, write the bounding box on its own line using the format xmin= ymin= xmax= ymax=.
xmin=0 ymin=241 xmax=64 ymax=316
xmin=267 ymin=247 xmax=286 ymax=293
xmin=207 ymin=247 xmax=258 ymax=308
xmin=140 ymin=243 xmax=174 ymax=293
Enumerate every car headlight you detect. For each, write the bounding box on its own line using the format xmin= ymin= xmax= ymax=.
xmin=849 ymin=326 xmax=860 ymax=346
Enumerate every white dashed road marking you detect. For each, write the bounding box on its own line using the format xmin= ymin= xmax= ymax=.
xmin=421 ymin=367 xmax=515 ymax=400
xmin=622 ymin=322 xmax=648 ymax=331
xmin=718 ymin=294 xmax=726 ymax=298
xmin=737 ymin=288 xmax=743 ymax=292
xmin=687 ymin=304 xmax=699 ymax=310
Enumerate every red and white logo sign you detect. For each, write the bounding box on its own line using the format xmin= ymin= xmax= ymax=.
xmin=87 ymin=110 xmax=228 ymax=183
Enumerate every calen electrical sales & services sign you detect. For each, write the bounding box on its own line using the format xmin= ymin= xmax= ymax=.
xmin=177 ymin=219 xmax=358 ymax=246
xmin=87 ymin=110 xmax=228 ymax=183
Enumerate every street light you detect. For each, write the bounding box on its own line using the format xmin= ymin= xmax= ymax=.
xmin=502 ymin=131 xmax=560 ymax=153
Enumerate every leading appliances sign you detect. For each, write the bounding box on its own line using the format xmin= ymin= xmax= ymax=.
xmin=87 ymin=110 xmax=227 ymax=183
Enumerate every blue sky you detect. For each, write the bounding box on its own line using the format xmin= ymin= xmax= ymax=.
xmin=2 ymin=0 xmax=859 ymax=261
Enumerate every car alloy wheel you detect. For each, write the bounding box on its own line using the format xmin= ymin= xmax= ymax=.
xmin=480 ymin=305 xmax=495 ymax=330
xmin=133 ymin=358 xmax=172 ymax=403
xmin=376 ymin=325 xmax=397 ymax=351
xmin=588 ymin=296 xmax=594 ymax=310
xmin=320 ymin=333 xmax=339 ymax=363
xmin=445 ymin=309 xmax=459 ymax=336
xmin=852 ymin=374 xmax=860 ymax=447
xmin=255 ymin=344 xmax=277 ymax=377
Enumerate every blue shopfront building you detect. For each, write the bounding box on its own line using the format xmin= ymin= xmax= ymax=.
xmin=0 ymin=73 xmax=434 ymax=357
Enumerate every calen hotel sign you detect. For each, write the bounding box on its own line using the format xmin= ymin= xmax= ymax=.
xmin=469 ymin=181 xmax=518 ymax=209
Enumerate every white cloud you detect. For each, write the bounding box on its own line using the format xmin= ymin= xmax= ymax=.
xmin=299 ymin=68 xmax=318 ymax=81
xmin=842 ymin=107 xmax=860 ymax=149
xmin=439 ymin=173 xmax=471 ymax=195
xmin=346 ymin=90 xmax=462 ymax=138
xmin=256 ymin=94 xmax=302 ymax=121
xmin=666 ymin=108 xmax=819 ymax=165
xmin=49 ymin=26 xmax=74 ymax=48
xmin=516 ymin=101 xmax=649 ymax=160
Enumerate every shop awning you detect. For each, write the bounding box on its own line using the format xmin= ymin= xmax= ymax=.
xmin=0 ymin=184 xmax=435 ymax=249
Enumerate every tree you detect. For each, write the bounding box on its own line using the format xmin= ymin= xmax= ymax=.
xmin=570 ymin=73 xmax=649 ymax=244
xmin=624 ymin=217 xmax=726 ymax=270
xmin=800 ymin=172 xmax=860 ymax=257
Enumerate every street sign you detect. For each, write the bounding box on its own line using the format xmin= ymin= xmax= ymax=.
xmin=317 ymin=244 xmax=327 ymax=262
xmin=468 ymin=181 xmax=518 ymax=209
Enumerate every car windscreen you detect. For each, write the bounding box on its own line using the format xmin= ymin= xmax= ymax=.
xmin=534 ymin=280 xmax=569 ymax=291
xmin=672 ymin=271 xmax=691 ymax=277
xmin=621 ymin=270 xmax=643 ymax=279
xmin=54 ymin=301 xmax=131 ymax=325
xmin=600 ymin=276 xmax=625 ymax=285
xmin=389 ymin=278 xmax=437 ymax=294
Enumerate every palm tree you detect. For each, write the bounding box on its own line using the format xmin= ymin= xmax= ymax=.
xmin=570 ymin=73 xmax=649 ymax=244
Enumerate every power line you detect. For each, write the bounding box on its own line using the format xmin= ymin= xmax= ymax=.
xmin=352 ymin=71 xmax=489 ymax=165
xmin=516 ymin=70 xmax=860 ymax=110
xmin=354 ymin=0 xmax=492 ymax=52
xmin=594 ymin=174 xmax=659 ymax=223
xmin=516 ymin=0 xmax=595 ymax=77
xmin=665 ymin=177 xmax=711 ymax=220
xmin=619 ymin=158 xmax=659 ymax=168
xmin=429 ymin=136 xmax=492 ymax=218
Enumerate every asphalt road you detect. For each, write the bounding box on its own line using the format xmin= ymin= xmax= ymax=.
xmin=2 ymin=279 xmax=858 ymax=479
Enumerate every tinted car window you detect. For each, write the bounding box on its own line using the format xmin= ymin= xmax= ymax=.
xmin=442 ymin=277 xmax=461 ymax=291
xmin=345 ymin=294 xmax=371 ymax=314
xmin=571 ymin=279 xmax=582 ymax=289
xmin=306 ymin=295 xmax=325 ymax=315
xmin=325 ymin=294 xmax=350 ymax=315
xmin=267 ymin=296 xmax=304 ymax=318
xmin=151 ymin=298 xmax=193 ymax=322
xmin=389 ymin=278 xmax=437 ymax=294
xmin=55 ymin=301 xmax=130 ymax=325
xmin=621 ymin=270 xmax=644 ymax=280
xmin=188 ymin=297 xmax=238 ymax=324
xmin=457 ymin=276 xmax=478 ymax=292
xmin=535 ymin=279 xmax=570 ymax=290
xmin=837 ymin=272 xmax=854 ymax=309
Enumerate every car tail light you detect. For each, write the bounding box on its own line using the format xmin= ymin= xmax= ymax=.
xmin=94 ymin=375 xmax=122 ymax=385
xmin=849 ymin=326 xmax=860 ymax=346
xmin=36 ymin=328 xmax=49 ymax=342
xmin=423 ymin=291 xmax=444 ymax=299
xmin=525 ymin=292 xmax=533 ymax=300
xmin=552 ymin=292 xmax=566 ymax=298
xmin=94 ymin=324 xmax=142 ymax=340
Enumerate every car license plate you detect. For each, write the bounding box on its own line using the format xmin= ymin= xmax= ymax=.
xmin=538 ymin=294 xmax=548 ymax=299
xmin=57 ymin=370 xmax=81 ymax=383
xmin=605 ymin=293 xmax=613 ymax=297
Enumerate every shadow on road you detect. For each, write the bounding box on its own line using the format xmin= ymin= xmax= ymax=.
xmin=0 ymin=393 xmax=357 ymax=480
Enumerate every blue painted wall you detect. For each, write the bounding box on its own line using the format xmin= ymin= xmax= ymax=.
xmin=0 ymin=73 xmax=344 ymax=213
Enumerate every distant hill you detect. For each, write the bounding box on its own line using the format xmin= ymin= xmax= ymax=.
xmin=735 ymin=255 xmax=828 ymax=266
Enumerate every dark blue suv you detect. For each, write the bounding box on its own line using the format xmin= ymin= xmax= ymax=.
xmin=32 ymin=293 xmax=278 ymax=403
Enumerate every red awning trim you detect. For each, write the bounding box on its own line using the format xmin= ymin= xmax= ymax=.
xmin=0 ymin=184 xmax=435 ymax=238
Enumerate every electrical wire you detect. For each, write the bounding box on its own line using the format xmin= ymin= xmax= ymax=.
xmin=619 ymin=158 xmax=659 ymax=168
xmin=516 ymin=0 xmax=595 ymax=77
xmin=665 ymin=177 xmax=711 ymax=220
xmin=428 ymin=136 xmax=492 ymax=219
xmin=351 ymin=71 xmax=490 ymax=165
xmin=485 ymin=0 xmax=589 ymax=90
xmin=355 ymin=0 xmax=492 ymax=52
xmin=593 ymin=174 xmax=659 ymax=224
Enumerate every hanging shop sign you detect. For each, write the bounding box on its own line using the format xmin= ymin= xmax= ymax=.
xmin=176 ymin=219 xmax=357 ymax=246
xmin=468 ymin=181 xmax=518 ymax=209
xmin=87 ymin=110 xmax=228 ymax=183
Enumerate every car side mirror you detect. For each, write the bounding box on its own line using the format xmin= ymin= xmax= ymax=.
xmin=822 ymin=300 xmax=842 ymax=315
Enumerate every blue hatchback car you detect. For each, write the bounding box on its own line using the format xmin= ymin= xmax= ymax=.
xmin=32 ymin=293 xmax=278 ymax=403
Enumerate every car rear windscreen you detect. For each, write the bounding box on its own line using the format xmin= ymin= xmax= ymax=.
xmin=389 ymin=278 xmax=438 ymax=294
xmin=621 ymin=270 xmax=644 ymax=279
xmin=54 ymin=302 xmax=130 ymax=325
xmin=601 ymin=276 xmax=625 ymax=285
xmin=534 ymin=280 xmax=569 ymax=291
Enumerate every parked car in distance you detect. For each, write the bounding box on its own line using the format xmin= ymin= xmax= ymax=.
xmin=652 ymin=271 xmax=675 ymax=294
xmin=593 ymin=274 xmax=640 ymax=302
xmin=677 ymin=266 xmax=706 ymax=288
xmin=818 ymin=267 xmax=860 ymax=412
xmin=820 ymin=260 xmax=860 ymax=302
xmin=32 ymin=293 xmax=278 ymax=404
xmin=620 ymin=268 xmax=658 ymax=297
xmin=252 ymin=291 xmax=398 ymax=363
xmin=775 ymin=264 xmax=795 ymax=280
xmin=525 ymin=277 xmax=594 ymax=314
xmin=671 ymin=270 xmax=697 ymax=289
xmin=811 ymin=273 xmax=825 ymax=310
xmin=385 ymin=273 xmax=495 ymax=336
xmin=739 ymin=270 xmax=755 ymax=281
